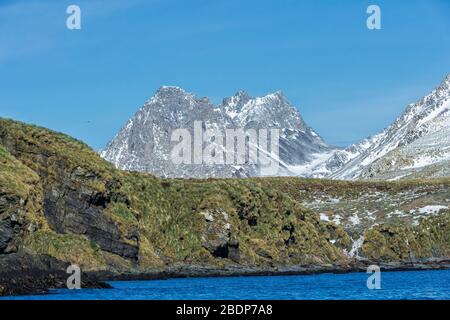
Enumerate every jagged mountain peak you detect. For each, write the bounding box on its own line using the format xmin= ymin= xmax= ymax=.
xmin=101 ymin=87 xmax=335 ymax=178
xmin=151 ymin=86 xmax=196 ymax=102
xmin=102 ymin=74 xmax=450 ymax=180
xmin=324 ymin=73 xmax=450 ymax=180
xmin=234 ymin=89 xmax=251 ymax=99
xmin=157 ymin=85 xmax=186 ymax=92
xmin=437 ymin=73 xmax=450 ymax=93
xmin=234 ymin=91 xmax=310 ymax=132
xmin=150 ymin=86 xmax=212 ymax=105
xmin=223 ymin=89 xmax=285 ymax=104
xmin=247 ymin=91 xmax=287 ymax=110
xmin=221 ymin=90 xmax=252 ymax=117
xmin=405 ymin=74 xmax=449 ymax=115
xmin=392 ymin=74 xmax=450 ymax=138
xmin=266 ymin=90 xmax=285 ymax=99
xmin=220 ymin=89 xmax=296 ymax=127
xmin=140 ymin=86 xmax=215 ymax=122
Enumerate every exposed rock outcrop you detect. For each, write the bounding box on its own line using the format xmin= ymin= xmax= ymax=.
xmin=0 ymin=118 xmax=449 ymax=296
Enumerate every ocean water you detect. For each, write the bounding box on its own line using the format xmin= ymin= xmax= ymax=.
xmin=2 ymin=270 xmax=449 ymax=300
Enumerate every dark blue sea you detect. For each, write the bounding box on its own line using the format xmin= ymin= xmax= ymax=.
xmin=2 ymin=270 xmax=449 ymax=300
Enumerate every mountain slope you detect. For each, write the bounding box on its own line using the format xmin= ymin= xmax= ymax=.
xmin=102 ymin=75 xmax=450 ymax=181
xmin=1 ymin=118 xmax=449 ymax=296
xmin=260 ymin=177 xmax=450 ymax=259
xmin=101 ymin=86 xmax=242 ymax=178
xmin=220 ymin=90 xmax=336 ymax=175
xmin=101 ymin=88 xmax=337 ymax=178
xmin=0 ymin=117 xmax=352 ymax=273
xmin=317 ymin=74 xmax=450 ymax=180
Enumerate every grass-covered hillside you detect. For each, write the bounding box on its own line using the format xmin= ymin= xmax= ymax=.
xmin=257 ymin=177 xmax=450 ymax=260
xmin=0 ymin=118 xmax=449 ymax=275
xmin=0 ymin=118 xmax=350 ymax=272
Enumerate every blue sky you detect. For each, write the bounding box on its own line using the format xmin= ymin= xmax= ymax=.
xmin=0 ymin=0 xmax=449 ymax=150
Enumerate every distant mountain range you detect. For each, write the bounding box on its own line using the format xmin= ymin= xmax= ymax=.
xmin=320 ymin=74 xmax=450 ymax=180
xmin=101 ymin=74 xmax=450 ymax=180
xmin=100 ymin=86 xmax=336 ymax=178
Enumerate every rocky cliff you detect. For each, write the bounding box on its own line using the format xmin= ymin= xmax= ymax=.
xmin=0 ymin=118 xmax=449 ymax=295
xmin=0 ymin=118 xmax=349 ymax=273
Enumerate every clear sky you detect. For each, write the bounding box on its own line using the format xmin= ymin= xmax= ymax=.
xmin=0 ymin=0 xmax=449 ymax=150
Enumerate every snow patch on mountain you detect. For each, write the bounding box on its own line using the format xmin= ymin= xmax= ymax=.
xmin=101 ymin=74 xmax=450 ymax=180
xmin=320 ymin=74 xmax=450 ymax=180
xmin=418 ymin=205 xmax=448 ymax=214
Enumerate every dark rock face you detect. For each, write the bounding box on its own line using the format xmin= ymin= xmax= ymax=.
xmin=199 ymin=209 xmax=240 ymax=262
xmin=211 ymin=241 xmax=240 ymax=262
xmin=0 ymin=218 xmax=19 ymax=253
xmin=0 ymin=253 xmax=110 ymax=296
xmin=283 ymin=224 xmax=296 ymax=246
xmin=43 ymin=185 xmax=139 ymax=261
xmin=0 ymin=220 xmax=13 ymax=252
xmin=0 ymin=128 xmax=139 ymax=264
xmin=0 ymin=190 xmax=26 ymax=254
xmin=227 ymin=241 xmax=240 ymax=262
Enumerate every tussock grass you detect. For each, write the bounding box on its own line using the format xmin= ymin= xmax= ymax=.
xmin=1 ymin=117 xmax=448 ymax=269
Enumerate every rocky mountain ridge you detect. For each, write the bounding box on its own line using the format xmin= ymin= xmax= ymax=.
xmin=318 ymin=74 xmax=450 ymax=180
xmin=101 ymin=87 xmax=336 ymax=178
xmin=101 ymin=74 xmax=450 ymax=181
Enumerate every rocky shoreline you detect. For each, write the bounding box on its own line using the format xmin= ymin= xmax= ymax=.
xmin=0 ymin=118 xmax=449 ymax=298
xmin=2 ymin=255 xmax=449 ymax=298
xmin=99 ymin=258 xmax=450 ymax=281
xmin=0 ymin=253 xmax=111 ymax=297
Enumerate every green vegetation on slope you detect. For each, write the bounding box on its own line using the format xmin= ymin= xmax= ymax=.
xmin=0 ymin=118 xmax=449 ymax=272
xmin=254 ymin=177 xmax=450 ymax=261
xmin=362 ymin=212 xmax=450 ymax=261
xmin=0 ymin=118 xmax=351 ymax=270
xmin=0 ymin=144 xmax=47 ymax=253
xmin=0 ymin=144 xmax=40 ymax=200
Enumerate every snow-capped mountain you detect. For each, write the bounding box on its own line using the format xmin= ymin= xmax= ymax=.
xmin=101 ymin=87 xmax=337 ymax=178
xmin=317 ymin=74 xmax=450 ymax=180
xmin=100 ymin=86 xmax=242 ymax=178
xmin=101 ymin=74 xmax=450 ymax=180
xmin=220 ymin=90 xmax=336 ymax=175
